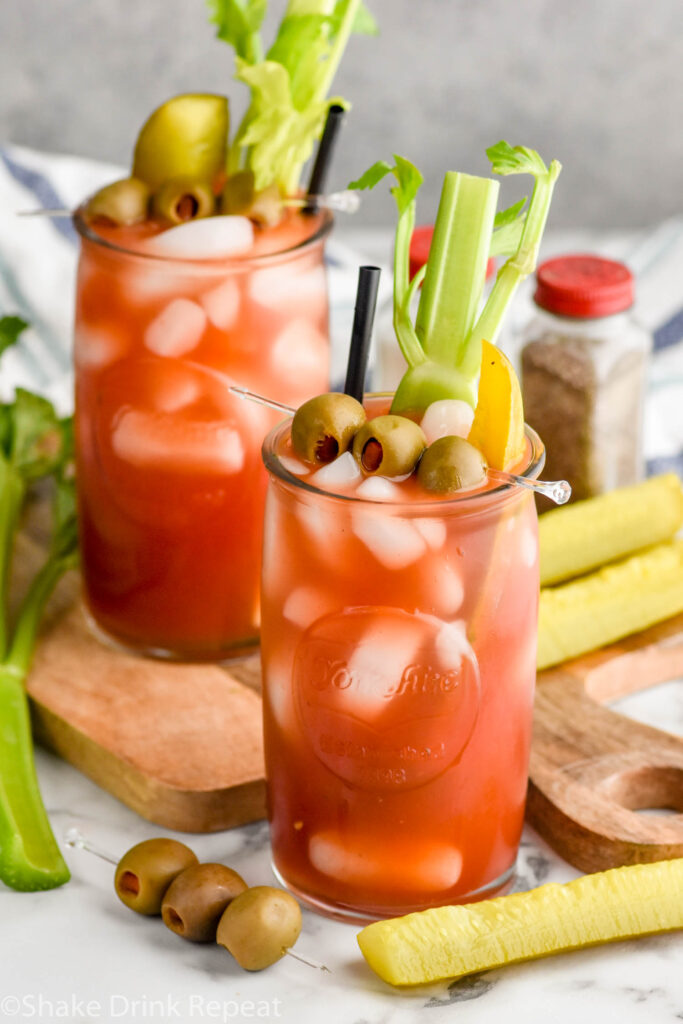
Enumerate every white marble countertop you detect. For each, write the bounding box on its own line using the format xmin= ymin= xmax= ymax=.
xmin=3 ymin=679 xmax=681 ymax=1024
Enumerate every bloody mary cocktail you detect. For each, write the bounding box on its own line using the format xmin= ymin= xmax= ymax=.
xmin=71 ymin=1 xmax=376 ymax=658
xmin=261 ymin=412 xmax=544 ymax=919
xmin=74 ymin=208 xmax=331 ymax=658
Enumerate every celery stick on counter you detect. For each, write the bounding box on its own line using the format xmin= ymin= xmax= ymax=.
xmin=0 ymin=317 xmax=78 ymax=891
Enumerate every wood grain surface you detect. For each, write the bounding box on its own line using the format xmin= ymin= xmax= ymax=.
xmin=528 ymin=612 xmax=683 ymax=872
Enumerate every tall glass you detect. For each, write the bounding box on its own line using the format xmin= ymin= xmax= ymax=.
xmin=261 ymin=410 xmax=544 ymax=920
xmin=73 ymin=208 xmax=332 ymax=660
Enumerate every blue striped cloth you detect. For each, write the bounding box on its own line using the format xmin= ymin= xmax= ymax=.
xmin=1 ymin=142 xmax=682 ymax=477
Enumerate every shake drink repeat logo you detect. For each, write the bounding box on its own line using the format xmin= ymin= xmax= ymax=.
xmin=294 ymin=608 xmax=481 ymax=791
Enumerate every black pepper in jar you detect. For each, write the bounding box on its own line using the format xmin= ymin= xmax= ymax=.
xmin=520 ymin=255 xmax=651 ymax=502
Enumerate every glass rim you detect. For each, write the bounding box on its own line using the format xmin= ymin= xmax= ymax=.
xmin=72 ymin=200 xmax=334 ymax=267
xmin=262 ymin=410 xmax=546 ymax=513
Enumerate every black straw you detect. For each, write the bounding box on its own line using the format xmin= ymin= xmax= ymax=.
xmin=344 ymin=266 xmax=381 ymax=403
xmin=305 ymin=104 xmax=346 ymax=212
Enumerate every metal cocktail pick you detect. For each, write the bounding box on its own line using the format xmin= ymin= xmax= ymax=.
xmin=487 ymin=469 xmax=571 ymax=504
xmin=16 ymin=190 xmax=360 ymax=219
xmin=227 ymin=388 xmax=571 ymax=505
xmin=63 ymin=827 xmax=331 ymax=973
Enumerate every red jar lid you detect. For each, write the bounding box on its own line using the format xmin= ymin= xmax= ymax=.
xmin=410 ymin=225 xmax=496 ymax=281
xmin=534 ymin=254 xmax=634 ymax=318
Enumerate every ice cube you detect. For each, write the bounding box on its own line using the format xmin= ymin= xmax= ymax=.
xmin=249 ymin=265 xmax=327 ymax=315
xmin=414 ymin=517 xmax=447 ymax=550
xmin=295 ymin=500 xmax=330 ymax=551
xmin=283 ymin=586 xmax=337 ymax=630
xmin=122 ymin=268 xmax=197 ymax=304
xmin=263 ymin=649 xmax=296 ymax=733
xmin=343 ymin=615 xmax=424 ymax=717
xmin=112 ymin=409 xmax=244 ymax=474
xmin=270 ymin=319 xmax=328 ymax=394
xmin=520 ymin=525 xmax=538 ymax=568
xmin=420 ymin=399 xmax=475 ymax=445
xmin=310 ymin=452 xmax=361 ymax=491
xmin=201 ymin=278 xmax=241 ymax=330
xmin=278 ymin=455 xmax=309 ymax=476
xmin=352 ymin=510 xmax=426 ymax=570
xmin=144 ymin=298 xmax=207 ymax=357
xmin=74 ymin=327 xmax=124 ymax=370
xmin=152 ymin=365 xmax=202 ymax=413
xmin=356 ymin=476 xmax=403 ymax=502
xmin=309 ymin=832 xmax=462 ymax=891
xmin=141 ymin=216 xmax=254 ymax=259
xmin=435 ymin=619 xmax=477 ymax=670
xmin=425 ymin=560 xmax=464 ymax=618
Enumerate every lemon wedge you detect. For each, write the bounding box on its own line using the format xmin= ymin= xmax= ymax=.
xmin=358 ymin=858 xmax=683 ymax=986
xmin=467 ymin=340 xmax=526 ymax=470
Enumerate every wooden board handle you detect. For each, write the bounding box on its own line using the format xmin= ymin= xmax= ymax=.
xmin=527 ymin=613 xmax=683 ymax=872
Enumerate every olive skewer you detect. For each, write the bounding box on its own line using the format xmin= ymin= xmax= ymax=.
xmin=64 ymin=828 xmax=330 ymax=972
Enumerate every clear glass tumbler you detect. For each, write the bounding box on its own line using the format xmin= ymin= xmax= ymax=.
xmin=73 ymin=207 xmax=332 ymax=659
xmin=261 ymin=408 xmax=545 ymax=920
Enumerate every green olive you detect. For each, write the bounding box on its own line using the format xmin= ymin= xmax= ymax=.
xmin=352 ymin=415 xmax=426 ymax=477
xmin=161 ymin=863 xmax=247 ymax=942
xmin=86 ymin=177 xmax=151 ymax=226
xmin=133 ymin=94 xmax=229 ymax=191
xmin=222 ymin=174 xmax=282 ymax=227
xmin=216 ymin=886 xmax=302 ymax=971
xmin=417 ymin=435 xmax=488 ymax=493
xmin=249 ymin=184 xmax=282 ymax=227
xmin=114 ymin=838 xmax=198 ymax=916
xmin=291 ymin=393 xmax=366 ymax=465
xmin=152 ymin=176 xmax=215 ymax=224
xmin=221 ymin=171 xmax=255 ymax=216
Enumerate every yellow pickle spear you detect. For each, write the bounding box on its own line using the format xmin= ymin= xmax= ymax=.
xmin=357 ymin=858 xmax=683 ymax=986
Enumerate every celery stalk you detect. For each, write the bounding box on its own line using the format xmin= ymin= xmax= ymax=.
xmin=461 ymin=152 xmax=561 ymax=380
xmin=415 ymin=172 xmax=499 ymax=366
xmin=351 ymin=143 xmax=561 ymax=417
xmin=0 ymin=370 xmax=77 ymax=891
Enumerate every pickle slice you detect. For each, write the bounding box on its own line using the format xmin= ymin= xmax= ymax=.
xmin=132 ymin=94 xmax=229 ymax=191
xmin=538 ymin=538 xmax=683 ymax=669
xmin=358 ymin=858 xmax=683 ymax=986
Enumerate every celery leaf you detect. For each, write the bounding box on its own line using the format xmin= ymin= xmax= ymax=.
xmin=349 ymin=155 xmax=423 ymax=214
xmin=207 ymin=0 xmax=267 ymax=63
xmin=487 ymin=140 xmax=549 ymax=177
xmin=0 ymin=316 xmax=28 ymax=360
xmin=9 ymin=390 xmax=64 ymax=482
xmin=234 ymin=58 xmax=341 ymax=191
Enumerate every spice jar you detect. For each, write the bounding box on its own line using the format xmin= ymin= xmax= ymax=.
xmin=520 ymin=254 xmax=651 ymax=501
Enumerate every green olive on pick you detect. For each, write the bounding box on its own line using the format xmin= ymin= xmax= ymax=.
xmin=291 ymin=393 xmax=366 ymax=465
xmin=221 ymin=171 xmax=256 ymax=216
xmin=152 ymin=176 xmax=215 ymax=225
xmin=417 ymin=435 xmax=488 ymax=493
xmin=352 ymin=415 xmax=426 ymax=477
xmin=161 ymin=863 xmax=247 ymax=942
xmin=114 ymin=838 xmax=198 ymax=916
xmin=86 ymin=177 xmax=151 ymax=226
xmin=216 ymin=886 xmax=302 ymax=971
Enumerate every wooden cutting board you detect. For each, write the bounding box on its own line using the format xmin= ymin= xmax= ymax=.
xmin=13 ymin=509 xmax=683 ymax=859
xmin=13 ymin=523 xmax=266 ymax=834
xmin=528 ymin=612 xmax=683 ymax=872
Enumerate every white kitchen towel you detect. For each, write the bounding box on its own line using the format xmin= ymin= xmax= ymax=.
xmin=1 ymin=142 xmax=682 ymax=476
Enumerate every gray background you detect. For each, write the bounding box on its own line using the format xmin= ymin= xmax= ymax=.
xmin=2 ymin=0 xmax=681 ymax=229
